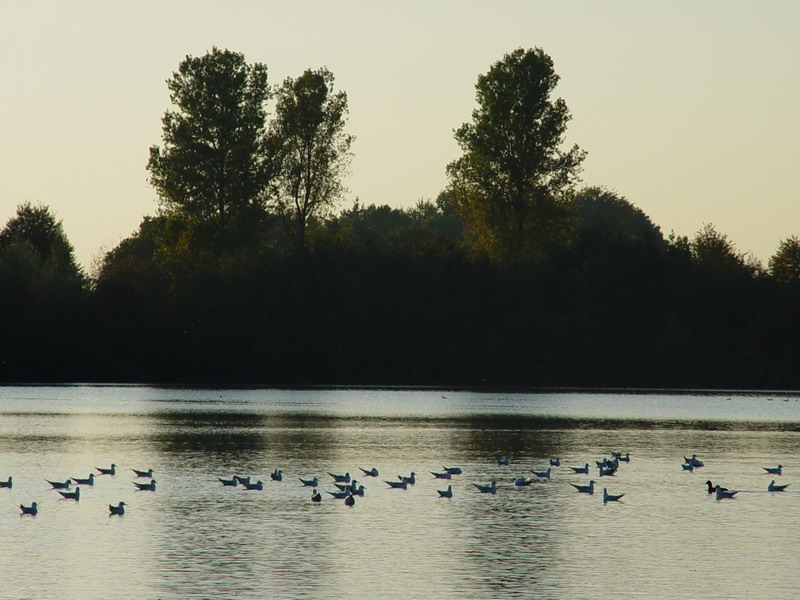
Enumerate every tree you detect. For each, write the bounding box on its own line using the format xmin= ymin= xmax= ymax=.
xmin=446 ymin=47 xmax=586 ymax=262
xmin=270 ymin=67 xmax=353 ymax=249
xmin=769 ymin=236 xmax=800 ymax=282
xmin=147 ymin=47 xmax=274 ymax=237
xmin=690 ymin=223 xmax=759 ymax=276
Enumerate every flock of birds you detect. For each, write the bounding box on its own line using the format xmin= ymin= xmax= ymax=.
xmin=3 ymin=464 xmax=155 ymax=516
xmin=681 ymin=454 xmax=790 ymax=499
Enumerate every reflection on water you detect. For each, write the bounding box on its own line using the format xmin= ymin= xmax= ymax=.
xmin=2 ymin=387 xmax=800 ymax=598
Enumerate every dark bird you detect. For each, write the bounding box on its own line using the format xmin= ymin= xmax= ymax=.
xmin=109 ymin=501 xmax=126 ymax=515
xmin=59 ymin=487 xmax=80 ymax=501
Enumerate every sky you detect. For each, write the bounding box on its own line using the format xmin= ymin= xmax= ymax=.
xmin=2 ymin=1 xmax=799 ymax=271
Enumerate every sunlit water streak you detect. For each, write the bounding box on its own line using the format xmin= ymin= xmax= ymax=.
xmin=2 ymin=386 xmax=800 ymax=599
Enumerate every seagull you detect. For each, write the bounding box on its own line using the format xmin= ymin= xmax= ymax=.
xmin=0 ymin=476 xmax=12 ymax=488
xmin=233 ymin=475 xmax=250 ymax=485
xmin=532 ymin=468 xmax=551 ymax=480
xmin=133 ymin=479 xmax=157 ymax=492
xmin=351 ymin=484 xmax=365 ymax=496
xmin=768 ymin=480 xmax=790 ymax=492
xmin=96 ymin=464 xmax=116 ymax=476
xmin=437 ymin=485 xmax=453 ymax=498
xmin=618 ymin=452 xmax=631 ymax=462
xmin=474 ymin=480 xmax=497 ymax=494
xmin=514 ymin=477 xmax=534 ymax=487
xmin=431 ymin=471 xmax=452 ymax=479
xmin=242 ymin=480 xmax=263 ymax=491
xmin=59 ymin=487 xmax=80 ymax=500
xmin=270 ymin=469 xmax=283 ymax=481
xmin=764 ymin=465 xmax=783 ymax=476
xmin=329 ymin=472 xmax=350 ymax=483
xmin=109 ymin=501 xmax=126 ymax=515
xmin=497 ymin=456 xmax=510 ymax=466
xmin=335 ymin=480 xmax=358 ymax=492
xmin=46 ymin=479 xmax=71 ymax=490
xmin=327 ymin=490 xmax=351 ymax=499
xmin=681 ymin=463 xmax=695 ymax=472
xmin=706 ymin=480 xmax=728 ymax=494
xmin=344 ymin=494 xmax=356 ymax=506
xmin=311 ymin=489 xmax=322 ymax=502
xmin=71 ymin=474 xmax=95 ymax=486
xmin=599 ymin=466 xmax=618 ymax=477
xmin=684 ymin=455 xmax=704 ymax=468
xmin=570 ymin=480 xmax=596 ymax=495
xmin=443 ymin=466 xmax=462 ymax=475
xmin=603 ymin=488 xmax=624 ymax=503
xmin=400 ymin=472 xmax=416 ymax=485
xmin=359 ymin=467 xmax=379 ymax=477
xmin=549 ymin=457 xmax=561 ymax=467
xmin=132 ymin=468 xmax=154 ymax=478
xmin=19 ymin=502 xmax=38 ymax=516
xmin=715 ymin=485 xmax=738 ymax=500
xmin=218 ymin=476 xmax=238 ymax=487
xmin=385 ymin=479 xmax=408 ymax=489
xmin=569 ymin=463 xmax=590 ymax=474
xmin=299 ymin=477 xmax=319 ymax=487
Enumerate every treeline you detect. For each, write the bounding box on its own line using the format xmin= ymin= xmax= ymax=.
xmin=3 ymin=47 xmax=800 ymax=389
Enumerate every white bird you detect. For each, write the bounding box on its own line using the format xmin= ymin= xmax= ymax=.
xmin=437 ymin=485 xmax=453 ymax=498
xmin=132 ymin=468 xmax=154 ymax=478
xmin=474 ymin=480 xmax=497 ymax=494
xmin=768 ymin=480 xmax=790 ymax=492
xmin=603 ymin=488 xmax=624 ymax=503
xmin=359 ymin=467 xmax=379 ymax=477
xmin=133 ymin=479 xmax=157 ymax=491
xmin=570 ymin=480 xmax=596 ymax=495
xmin=109 ymin=501 xmax=126 ymax=515
xmin=299 ymin=477 xmax=319 ymax=487
xmin=715 ymin=485 xmax=738 ymax=500
xmin=19 ymin=502 xmax=38 ymax=515
xmin=532 ymin=468 xmax=551 ymax=480
xmin=763 ymin=465 xmax=783 ymax=476
xmin=569 ymin=463 xmax=589 ymax=474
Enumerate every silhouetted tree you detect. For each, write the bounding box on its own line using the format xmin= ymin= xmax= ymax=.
xmin=769 ymin=236 xmax=800 ymax=283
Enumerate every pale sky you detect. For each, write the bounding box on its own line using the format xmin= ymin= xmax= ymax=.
xmin=2 ymin=2 xmax=799 ymax=270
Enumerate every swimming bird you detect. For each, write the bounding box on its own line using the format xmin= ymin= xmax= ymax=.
xmin=59 ymin=487 xmax=80 ymax=500
xmin=532 ymin=468 xmax=551 ymax=480
xmin=270 ymin=469 xmax=283 ymax=481
xmin=242 ymin=480 xmax=263 ymax=491
xmin=681 ymin=462 xmax=695 ymax=472
xmin=768 ymin=480 xmax=790 ymax=492
xmin=351 ymin=484 xmax=365 ymax=496
xmin=96 ymin=464 xmax=116 ymax=476
xmin=684 ymin=455 xmax=704 ymax=468
xmin=311 ymin=489 xmax=322 ymax=502
xmin=359 ymin=467 xmax=379 ymax=477
xmin=443 ymin=466 xmax=462 ymax=475
xmin=299 ymin=477 xmax=319 ymax=487
xmin=132 ymin=468 xmax=154 ymax=478
xmin=344 ymin=494 xmax=356 ymax=506
xmin=335 ymin=480 xmax=358 ymax=492
xmin=706 ymin=480 xmax=728 ymax=494
xmin=400 ymin=472 xmax=416 ymax=485
xmin=19 ymin=502 xmax=38 ymax=515
xmin=497 ymin=456 xmax=510 ymax=466
xmin=569 ymin=463 xmax=590 ymax=474
xmin=233 ymin=475 xmax=250 ymax=485
xmin=0 ymin=476 xmax=12 ymax=488
xmin=385 ymin=479 xmax=408 ymax=489
xmin=431 ymin=471 xmax=452 ymax=479
xmin=438 ymin=485 xmax=453 ymax=498
xmin=133 ymin=479 xmax=157 ymax=492
xmin=599 ymin=466 xmax=618 ymax=477
xmin=618 ymin=452 xmax=631 ymax=462
xmin=474 ymin=480 xmax=497 ymax=494
xmin=71 ymin=474 xmax=95 ymax=486
xmin=570 ymin=480 xmax=596 ymax=495
xmin=764 ymin=465 xmax=783 ymax=476
xmin=550 ymin=457 xmax=561 ymax=467
xmin=218 ymin=476 xmax=238 ymax=487
xmin=715 ymin=485 xmax=738 ymax=500
xmin=109 ymin=501 xmax=126 ymax=515
xmin=329 ymin=472 xmax=350 ymax=483
xmin=603 ymin=488 xmax=624 ymax=503
xmin=46 ymin=479 xmax=71 ymax=490
xmin=327 ymin=489 xmax=352 ymax=499
xmin=514 ymin=477 xmax=533 ymax=486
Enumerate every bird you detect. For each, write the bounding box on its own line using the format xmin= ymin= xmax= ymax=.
xmin=351 ymin=484 xmax=365 ymax=496
xmin=218 ymin=476 xmax=238 ymax=487
xmin=768 ymin=480 xmax=790 ymax=492
xmin=431 ymin=471 xmax=452 ymax=479
xmin=599 ymin=466 xmax=618 ymax=477
xmin=71 ymin=474 xmax=95 ymax=486
xmin=96 ymin=464 xmax=116 ymax=476
xmin=327 ymin=490 xmax=351 ymax=499
xmin=706 ymin=480 xmax=728 ymax=494
xmin=311 ymin=489 xmax=322 ymax=502
xmin=497 ymin=456 xmax=510 ymax=466
xmin=19 ymin=502 xmax=38 ymax=516
xmin=532 ymin=468 xmax=551 ymax=480
xmin=569 ymin=463 xmax=590 ymax=474
xmin=550 ymin=457 xmax=561 ymax=467
xmin=603 ymin=488 xmax=624 ymax=503
xmin=133 ymin=479 xmax=157 ymax=492
xmin=299 ymin=477 xmax=319 ymax=487
xmin=764 ymin=465 xmax=783 ymax=476
xmin=59 ymin=487 xmax=80 ymax=500
xmin=684 ymin=455 xmax=704 ymax=468
xmin=242 ymin=480 xmax=263 ymax=491
xmin=715 ymin=485 xmax=738 ymax=500
xmin=570 ymin=480 xmax=596 ymax=495
xmin=344 ymin=494 xmax=356 ymax=506
xmin=329 ymin=472 xmax=350 ymax=483
xmin=514 ymin=477 xmax=533 ymax=487
xmin=359 ymin=467 xmax=379 ymax=477
xmin=0 ymin=476 xmax=12 ymax=488
xmin=443 ymin=466 xmax=462 ymax=475
xmin=270 ymin=469 xmax=283 ymax=482
xmin=681 ymin=463 xmax=695 ymax=472
xmin=400 ymin=472 xmax=416 ymax=485
xmin=46 ymin=479 xmax=71 ymax=490
xmin=132 ymin=468 xmax=154 ymax=478
xmin=109 ymin=501 xmax=126 ymax=515
xmin=335 ymin=480 xmax=358 ymax=492
xmin=437 ymin=485 xmax=453 ymax=498
xmin=618 ymin=452 xmax=631 ymax=463
xmin=385 ymin=479 xmax=408 ymax=489
xmin=474 ymin=480 xmax=497 ymax=494
xmin=233 ymin=475 xmax=250 ymax=485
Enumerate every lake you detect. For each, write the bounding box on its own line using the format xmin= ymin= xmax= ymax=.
xmin=2 ymin=386 xmax=800 ymax=599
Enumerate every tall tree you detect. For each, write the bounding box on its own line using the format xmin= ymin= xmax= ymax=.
xmin=147 ymin=48 xmax=274 ymax=236
xmin=447 ymin=48 xmax=586 ymax=261
xmin=270 ymin=67 xmax=353 ymax=249
xmin=769 ymin=236 xmax=800 ymax=282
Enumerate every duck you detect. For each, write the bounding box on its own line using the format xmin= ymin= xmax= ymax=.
xmin=218 ymin=476 xmax=238 ymax=486
xmin=569 ymin=464 xmax=590 ymax=474
xmin=133 ymin=479 xmax=157 ymax=491
xmin=532 ymin=468 xmax=551 ymax=480
xmin=310 ymin=489 xmax=322 ymax=502
xmin=549 ymin=457 xmax=561 ymax=467
xmin=19 ymin=502 xmax=38 ymax=516
xmin=603 ymin=488 xmax=624 ymax=503
xmin=763 ymin=465 xmax=783 ymax=476
xmin=437 ymin=485 xmax=453 ymax=498
xmin=46 ymin=479 xmax=71 ymax=490
xmin=768 ymin=480 xmax=790 ymax=492
xmin=329 ymin=472 xmax=350 ymax=483
xmin=570 ymin=480 xmax=596 ymax=495
xmin=270 ymin=469 xmax=283 ymax=482
xmin=299 ymin=477 xmax=319 ymax=487
xmin=431 ymin=471 xmax=452 ymax=479
xmin=242 ymin=480 xmax=263 ymax=491
xmin=715 ymin=485 xmax=738 ymax=500
xmin=344 ymin=494 xmax=356 ymax=506
xmin=359 ymin=467 xmax=379 ymax=477
xmin=0 ymin=476 xmax=12 ymax=488
xmin=385 ymin=479 xmax=408 ymax=489
xmin=443 ymin=466 xmax=462 ymax=475
xmin=96 ymin=464 xmax=116 ymax=476
xmin=497 ymin=456 xmax=510 ymax=466
xmin=514 ymin=477 xmax=533 ymax=487
xmin=132 ymin=468 xmax=154 ymax=478
xmin=59 ymin=487 xmax=80 ymax=500
xmin=474 ymin=480 xmax=497 ymax=494
xmin=109 ymin=501 xmax=126 ymax=515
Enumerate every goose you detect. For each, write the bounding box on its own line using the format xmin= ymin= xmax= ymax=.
xmin=569 ymin=464 xmax=590 ymax=474
xmin=497 ymin=456 xmax=510 ymax=466
xmin=0 ymin=476 xmax=12 ymax=488
xmin=19 ymin=502 xmax=38 ymax=515
xmin=96 ymin=464 xmax=116 ymax=476
xmin=344 ymin=494 xmax=356 ymax=506
xmin=437 ymin=485 xmax=453 ymax=498
xmin=684 ymin=455 xmax=704 ymax=468
xmin=715 ymin=485 xmax=738 ymax=500
xmin=59 ymin=487 xmax=80 ymax=500
xmin=763 ymin=465 xmax=783 ymax=476
xmin=385 ymin=479 xmax=408 ymax=489
xmin=532 ymin=468 xmax=551 ymax=480
xmin=443 ymin=466 xmax=462 ymax=475
xmin=768 ymin=480 xmax=790 ymax=492
xmin=327 ymin=489 xmax=351 ymax=499
xmin=218 ymin=476 xmax=238 ymax=487
xmin=514 ymin=477 xmax=533 ymax=487
xmin=108 ymin=501 xmax=126 ymax=515
xmin=46 ymin=479 xmax=71 ymax=490
xmin=706 ymin=480 xmax=728 ymax=494
xmin=550 ymin=457 xmax=561 ymax=467
xmin=242 ymin=480 xmax=263 ymax=491
xmin=329 ymin=472 xmax=350 ymax=483
xmin=133 ymin=479 xmax=157 ymax=492
xmin=474 ymin=480 xmax=497 ymax=494
xmin=359 ymin=467 xmax=379 ymax=477
xmin=132 ymin=468 xmax=154 ymax=478
xmin=299 ymin=477 xmax=319 ymax=487
xmin=72 ymin=474 xmax=95 ymax=486
xmin=603 ymin=488 xmax=624 ymax=503
xmin=431 ymin=471 xmax=452 ymax=479
xmin=570 ymin=480 xmax=596 ymax=495
xmin=400 ymin=472 xmax=416 ymax=485
xmin=270 ymin=469 xmax=283 ymax=482
xmin=310 ymin=489 xmax=322 ymax=502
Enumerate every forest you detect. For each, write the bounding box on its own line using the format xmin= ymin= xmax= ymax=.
xmin=2 ymin=47 xmax=800 ymax=390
